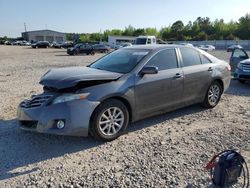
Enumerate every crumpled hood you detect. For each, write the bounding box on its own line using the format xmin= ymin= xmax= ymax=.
xmin=39 ymin=66 xmax=122 ymax=89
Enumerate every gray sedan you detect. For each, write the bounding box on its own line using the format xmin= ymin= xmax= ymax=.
xmin=18 ymin=45 xmax=231 ymax=141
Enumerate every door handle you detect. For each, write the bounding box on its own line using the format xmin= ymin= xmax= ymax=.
xmin=174 ymin=73 xmax=183 ymax=79
xmin=208 ymin=67 xmax=213 ymax=72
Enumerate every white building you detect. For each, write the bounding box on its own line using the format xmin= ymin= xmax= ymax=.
xmin=108 ymin=36 xmax=136 ymax=46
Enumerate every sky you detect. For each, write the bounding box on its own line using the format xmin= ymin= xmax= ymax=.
xmin=0 ymin=0 xmax=250 ymax=37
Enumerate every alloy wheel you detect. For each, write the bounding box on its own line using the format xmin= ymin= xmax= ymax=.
xmin=98 ymin=107 xmax=124 ymax=136
xmin=208 ymin=84 xmax=220 ymax=106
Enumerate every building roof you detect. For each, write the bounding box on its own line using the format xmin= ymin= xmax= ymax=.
xmin=22 ymin=29 xmax=66 ymax=35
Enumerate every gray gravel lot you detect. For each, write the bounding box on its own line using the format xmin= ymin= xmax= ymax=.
xmin=0 ymin=46 xmax=250 ymax=187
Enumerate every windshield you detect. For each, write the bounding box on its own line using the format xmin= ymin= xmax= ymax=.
xmin=135 ymin=38 xmax=147 ymax=45
xmin=89 ymin=49 xmax=150 ymax=73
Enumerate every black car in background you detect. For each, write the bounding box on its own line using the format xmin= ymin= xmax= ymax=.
xmin=67 ymin=43 xmax=95 ymax=55
xmin=32 ymin=41 xmax=50 ymax=48
xmin=93 ymin=44 xmax=111 ymax=53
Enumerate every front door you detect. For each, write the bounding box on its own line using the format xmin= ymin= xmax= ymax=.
xmin=230 ymin=48 xmax=249 ymax=72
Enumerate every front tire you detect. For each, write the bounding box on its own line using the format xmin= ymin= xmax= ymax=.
xmin=202 ymin=81 xmax=222 ymax=108
xmin=90 ymin=99 xmax=129 ymax=141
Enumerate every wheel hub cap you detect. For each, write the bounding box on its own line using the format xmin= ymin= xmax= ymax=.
xmin=98 ymin=107 xmax=124 ymax=136
xmin=208 ymin=85 xmax=220 ymax=106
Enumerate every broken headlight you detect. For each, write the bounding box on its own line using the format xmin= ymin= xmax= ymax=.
xmin=52 ymin=93 xmax=89 ymax=104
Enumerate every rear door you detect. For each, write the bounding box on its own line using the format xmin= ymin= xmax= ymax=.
xmin=179 ymin=47 xmax=214 ymax=103
xmin=230 ymin=48 xmax=249 ymax=72
xmin=134 ymin=49 xmax=184 ymax=117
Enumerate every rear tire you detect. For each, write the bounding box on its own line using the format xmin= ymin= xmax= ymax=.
xmin=90 ymin=99 xmax=129 ymax=141
xmin=202 ymin=81 xmax=222 ymax=108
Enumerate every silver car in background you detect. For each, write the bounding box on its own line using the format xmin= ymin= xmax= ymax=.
xmin=198 ymin=45 xmax=215 ymax=51
xmin=18 ymin=45 xmax=231 ymax=141
xmin=230 ymin=48 xmax=250 ymax=83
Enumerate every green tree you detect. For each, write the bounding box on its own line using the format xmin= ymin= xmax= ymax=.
xmin=145 ymin=27 xmax=158 ymax=37
xmin=122 ymin=25 xmax=135 ymax=36
xmin=171 ymin=20 xmax=184 ymax=40
xmin=133 ymin=28 xmax=146 ymax=36
xmin=159 ymin=27 xmax=171 ymax=41
xmin=236 ymin=13 xmax=250 ymax=39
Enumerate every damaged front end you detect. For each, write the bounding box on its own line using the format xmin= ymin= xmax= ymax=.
xmin=17 ymin=66 xmax=122 ymax=136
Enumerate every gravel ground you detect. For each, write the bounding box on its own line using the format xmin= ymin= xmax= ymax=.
xmin=0 ymin=46 xmax=250 ymax=187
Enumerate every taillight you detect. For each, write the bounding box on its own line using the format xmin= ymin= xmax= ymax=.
xmin=226 ymin=64 xmax=231 ymax=71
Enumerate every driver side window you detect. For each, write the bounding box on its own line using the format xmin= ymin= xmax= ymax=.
xmin=146 ymin=49 xmax=178 ymax=71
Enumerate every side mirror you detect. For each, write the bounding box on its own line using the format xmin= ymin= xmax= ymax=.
xmin=140 ymin=66 xmax=158 ymax=76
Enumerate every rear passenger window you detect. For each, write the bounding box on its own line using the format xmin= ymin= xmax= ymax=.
xmin=146 ymin=49 xmax=178 ymax=70
xmin=180 ymin=48 xmax=202 ymax=67
xmin=200 ymin=54 xmax=211 ymax=64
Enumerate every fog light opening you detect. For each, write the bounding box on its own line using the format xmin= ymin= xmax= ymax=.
xmin=56 ymin=120 xmax=65 ymax=129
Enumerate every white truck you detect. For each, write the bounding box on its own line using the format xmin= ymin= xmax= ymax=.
xmin=135 ymin=36 xmax=156 ymax=45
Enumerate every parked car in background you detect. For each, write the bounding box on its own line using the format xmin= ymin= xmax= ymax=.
xmin=179 ymin=43 xmax=194 ymax=47
xmin=67 ymin=43 xmax=95 ymax=55
xmin=31 ymin=41 xmax=50 ymax=48
xmin=198 ymin=45 xmax=215 ymax=51
xmin=4 ymin=41 xmax=11 ymax=45
xmin=59 ymin=41 xmax=74 ymax=49
xmin=93 ymin=44 xmax=111 ymax=53
xmin=121 ymin=43 xmax=132 ymax=47
xmin=53 ymin=42 xmax=63 ymax=48
xmin=230 ymin=48 xmax=250 ymax=83
xmin=24 ymin=41 xmax=31 ymax=46
xmin=12 ymin=41 xmax=22 ymax=45
xmin=227 ymin=45 xmax=243 ymax=52
xmin=18 ymin=45 xmax=231 ymax=141
xmin=53 ymin=42 xmax=73 ymax=49
xmin=111 ymin=44 xmax=123 ymax=50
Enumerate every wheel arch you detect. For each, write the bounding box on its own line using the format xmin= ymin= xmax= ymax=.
xmin=212 ymin=78 xmax=224 ymax=92
xmin=89 ymin=96 xmax=133 ymax=126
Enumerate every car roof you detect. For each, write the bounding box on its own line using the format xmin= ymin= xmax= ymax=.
xmin=125 ymin=44 xmax=191 ymax=50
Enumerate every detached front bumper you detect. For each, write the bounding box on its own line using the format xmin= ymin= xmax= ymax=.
xmin=17 ymin=94 xmax=100 ymax=137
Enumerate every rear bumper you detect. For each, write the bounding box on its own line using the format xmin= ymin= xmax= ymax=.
xmin=17 ymin=98 xmax=100 ymax=137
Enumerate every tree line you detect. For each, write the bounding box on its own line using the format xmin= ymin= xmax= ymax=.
xmin=66 ymin=13 xmax=250 ymax=42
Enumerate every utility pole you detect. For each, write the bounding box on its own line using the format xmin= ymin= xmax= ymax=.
xmin=24 ymin=22 xmax=27 ymax=32
xmin=100 ymin=29 xmax=102 ymax=44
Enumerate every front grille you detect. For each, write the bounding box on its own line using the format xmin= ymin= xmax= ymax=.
xmin=19 ymin=120 xmax=38 ymax=129
xmin=20 ymin=94 xmax=53 ymax=108
xmin=242 ymin=64 xmax=250 ymax=72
